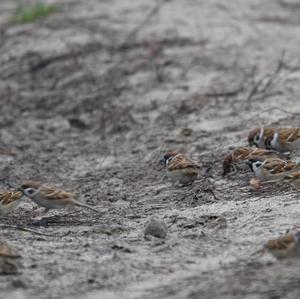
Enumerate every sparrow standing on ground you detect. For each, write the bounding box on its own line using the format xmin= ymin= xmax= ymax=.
xmin=0 ymin=241 xmax=20 ymax=274
xmin=246 ymin=156 xmax=300 ymax=182
xmin=20 ymin=180 xmax=100 ymax=213
xmin=248 ymin=127 xmax=300 ymax=152
xmin=0 ymin=191 xmax=23 ymax=216
xmin=264 ymin=231 xmax=300 ymax=259
xmin=222 ymin=147 xmax=283 ymax=176
xmin=160 ymin=152 xmax=199 ymax=185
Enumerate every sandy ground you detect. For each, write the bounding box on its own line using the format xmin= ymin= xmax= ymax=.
xmin=1 ymin=0 xmax=300 ymax=298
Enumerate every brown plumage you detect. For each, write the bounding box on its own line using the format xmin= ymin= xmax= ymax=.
xmin=21 ymin=180 xmax=100 ymax=213
xmin=38 ymin=187 xmax=73 ymax=201
xmin=0 ymin=191 xmax=23 ymax=216
xmin=248 ymin=127 xmax=300 ymax=151
xmin=167 ymin=154 xmax=198 ymax=172
xmin=262 ymin=158 xmax=299 ymax=175
xmin=0 ymin=191 xmax=22 ymax=205
xmin=265 ymin=232 xmax=300 ymax=259
xmin=248 ymin=156 xmax=300 ymax=186
xmin=161 ymin=152 xmax=199 ymax=185
xmin=0 ymin=241 xmax=20 ymax=274
xmin=222 ymin=147 xmax=281 ymax=176
xmin=0 ymin=242 xmax=20 ymax=259
xmin=277 ymin=128 xmax=300 ymax=143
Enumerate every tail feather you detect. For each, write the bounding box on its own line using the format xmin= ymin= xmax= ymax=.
xmin=72 ymin=200 xmax=101 ymax=214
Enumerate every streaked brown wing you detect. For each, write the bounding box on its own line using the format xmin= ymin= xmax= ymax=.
xmin=234 ymin=148 xmax=275 ymax=162
xmin=272 ymin=161 xmax=298 ymax=174
xmin=233 ymin=147 xmax=252 ymax=160
xmin=0 ymin=242 xmax=19 ymax=258
xmin=266 ymin=234 xmax=294 ymax=250
xmin=232 ymin=147 xmax=253 ymax=161
xmin=223 ymin=148 xmax=275 ymax=175
xmin=281 ymin=161 xmax=298 ymax=172
xmin=263 ymin=127 xmax=276 ymax=139
xmin=263 ymin=158 xmax=294 ymax=174
xmin=40 ymin=186 xmax=73 ymax=200
xmin=168 ymin=154 xmax=197 ymax=171
xmin=279 ymin=128 xmax=300 ymax=143
xmin=263 ymin=158 xmax=282 ymax=172
xmin=0 ymin=191 xmax=22 ymax=205
xmin=247 ymin=149 xmax=275 ymax=161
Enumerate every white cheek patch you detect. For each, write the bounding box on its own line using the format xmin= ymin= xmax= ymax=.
xmin=166 ymin=158 xmax=172 ymax=166
xmin=258 ymin=127 xmax=264 ymax=145
xmin=270 ymin=132 xmax=279 ymax=148
xmin=253 ymin=161 xmax=265 ymax=177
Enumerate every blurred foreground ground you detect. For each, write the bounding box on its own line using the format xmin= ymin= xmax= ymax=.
xmin=1 ymin=0 xmax=300 ymax=298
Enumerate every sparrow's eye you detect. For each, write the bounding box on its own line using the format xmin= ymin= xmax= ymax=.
xmin=255 ymin=135 xmax=260 ymax=142
xmin=25 ymin=188 xmax=35 ymax=195
xmin=254 ymin=162 xmax=262 ymax=168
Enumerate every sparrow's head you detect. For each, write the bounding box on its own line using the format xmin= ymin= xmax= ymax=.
xmin=246 ymin=156 xmax=265 ymax=172
xmin=248 ymin=127 xmax=263 ymax=147
xmin=159 ymin=152 xmax=178 ymax=166
xmin=20 ymin=180 xmax=42 ymax=197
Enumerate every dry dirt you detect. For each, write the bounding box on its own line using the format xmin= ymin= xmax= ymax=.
xmin=1 ymin=0 xmax=300 ymax=298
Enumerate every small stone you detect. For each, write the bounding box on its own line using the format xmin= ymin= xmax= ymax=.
xmin=144 ymin=217 xmax=167 ymax=239
xmin=180 ymin=127 xmax=193 ymax=136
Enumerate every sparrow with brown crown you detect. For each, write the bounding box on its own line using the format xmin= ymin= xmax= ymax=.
xmin=160 ymin=152 xmax=199 ymax=185
xmin=222 ymin=147 xmax=284 ymax=176
xmin=246 ymin=156 xmax=300 ymax=182
xmin=264 ymin=231 xmax=300 ymax=259
xmin=248 ymin=127 xmax=300 ymax=152
xmin=20 ymin=180 xmax=100 ymax=214
xmin=0 ymin=191 xmax=23 ymax=216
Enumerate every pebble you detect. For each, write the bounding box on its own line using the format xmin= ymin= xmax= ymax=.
xmin=144 ymin=217 xmax=167 ymax=239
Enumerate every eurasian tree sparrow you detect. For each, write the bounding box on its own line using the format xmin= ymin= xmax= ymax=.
xmin=160 ymin=152 xmax=199 ymax=185
xmin=223 ymin=147 xmax=282 ymax=176
xmin=246 ymin=156 xmax=300 ymax=182
xmin=0 ymin=191 xmax=23 ymax=216
xmin=20 ymin=180 xmax=100 ymax=213
xmin=264 ymin=231 xmax=300 ymax=259
xmin=0 ymin=241 xmax=20 ymax=274
xmin=248 ymin=127 xmax=300 ymax=152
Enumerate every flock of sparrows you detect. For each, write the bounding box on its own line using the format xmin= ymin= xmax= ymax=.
xmin=160 ymin=126 xmax=300 ymax=259
xmin=1 ymin=126 xmax=300 ymax=260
